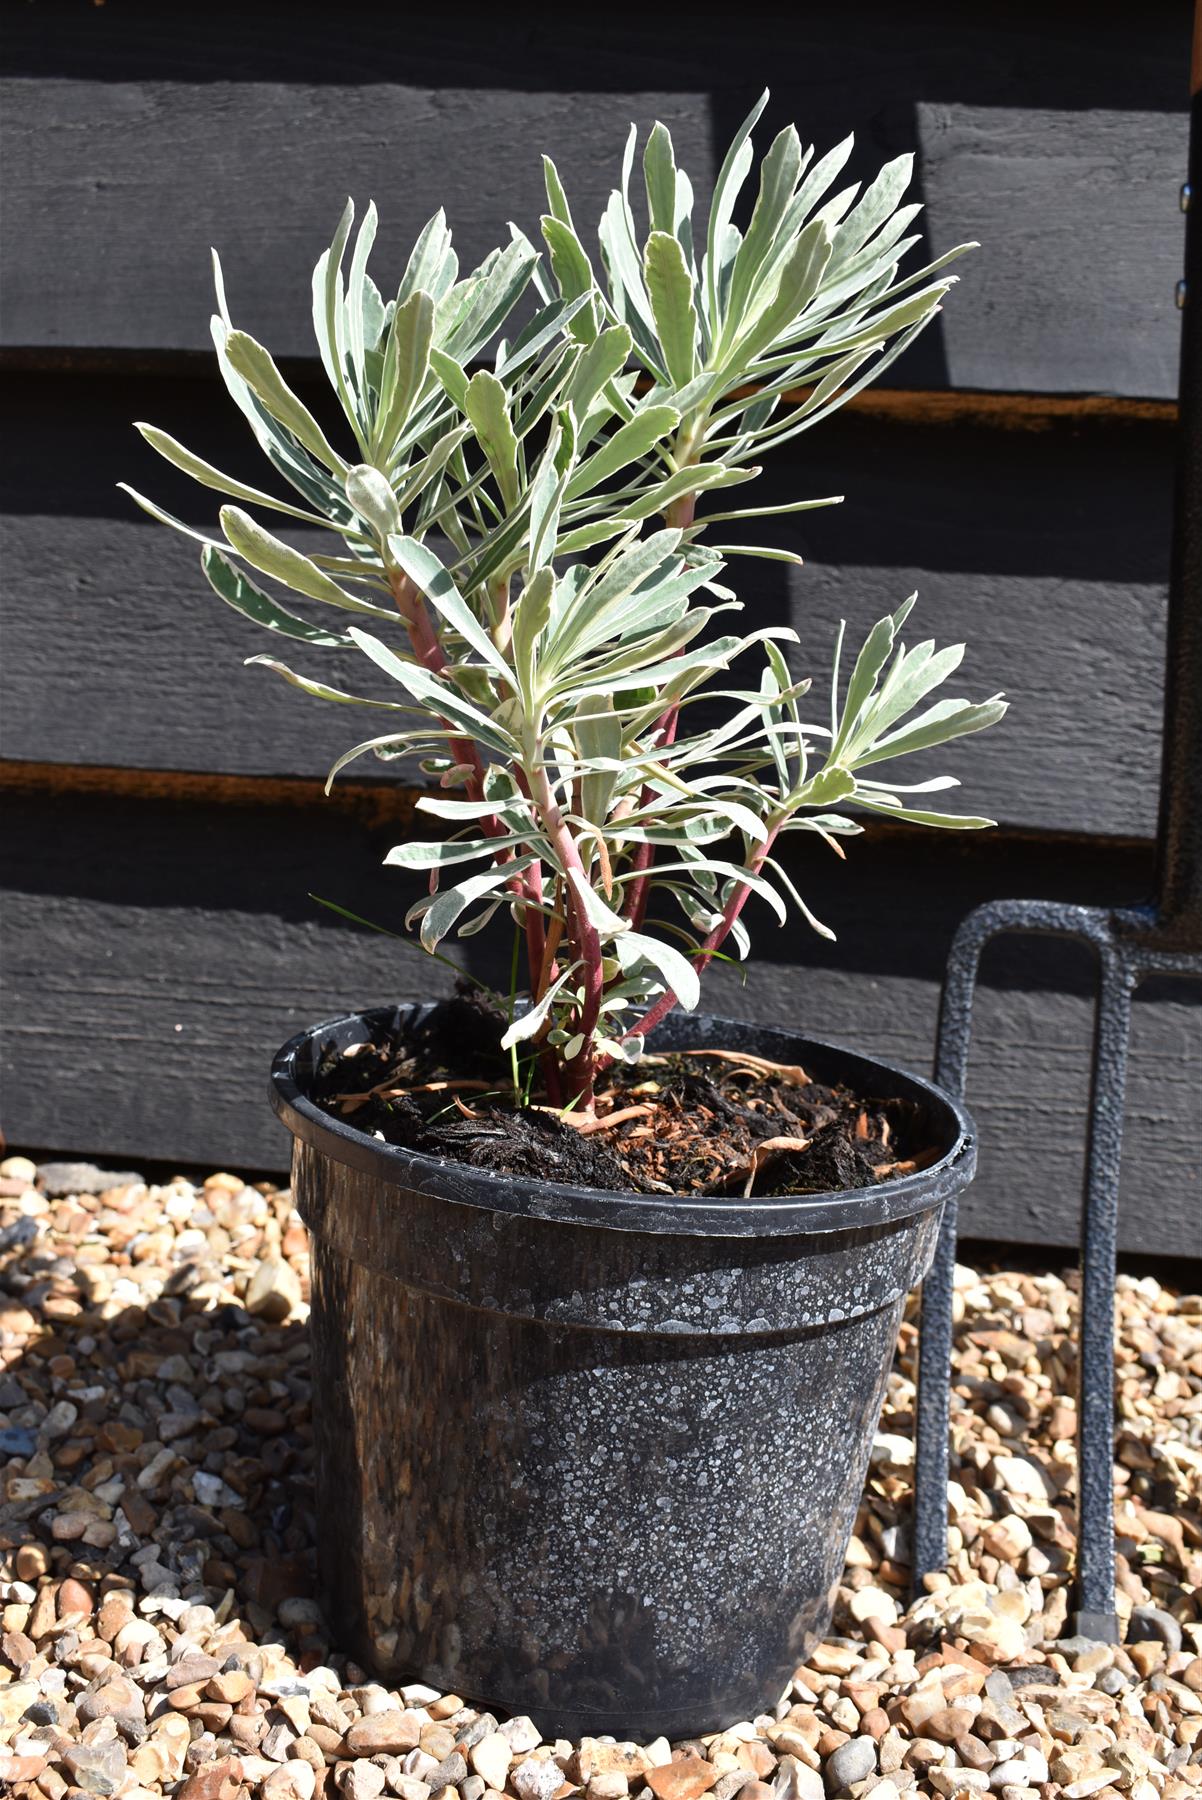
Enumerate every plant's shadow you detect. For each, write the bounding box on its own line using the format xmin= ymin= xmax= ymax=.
xmin=1 ymin=1222 xmax=330 ymax=1661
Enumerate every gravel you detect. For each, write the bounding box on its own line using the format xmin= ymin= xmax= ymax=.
xmin=0 ymin=1154 xmax=1199 ymax=1800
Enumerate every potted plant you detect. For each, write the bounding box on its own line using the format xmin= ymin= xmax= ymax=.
xmin=126 ymin=94 xmax=1003 ymax=1736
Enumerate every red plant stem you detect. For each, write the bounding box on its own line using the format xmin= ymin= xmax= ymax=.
xmin=607 ymin=819 xmax=783 ymax=1057
xmin=529 ymin=760 xmax=604 ymax=1106
xmin=522 ymin=864 xmax=546 ymax=978
xmin=390 ymin=571 xmax=551 ymax=1066
xmin=511 ymin=766 xmax=548 ymax=1003
xmin=389 ymin=570 xmax=495 ymax=807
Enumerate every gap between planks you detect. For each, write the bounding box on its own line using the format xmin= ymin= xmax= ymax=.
xmin=0 ymin=348 xmax=1177 ymax=432
xmin=0 ymin=758 xmax=1154 ymax=853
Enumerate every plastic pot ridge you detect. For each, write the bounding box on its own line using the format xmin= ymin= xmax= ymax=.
xmin=271 ymin=1005 xmax=975 ymax=1738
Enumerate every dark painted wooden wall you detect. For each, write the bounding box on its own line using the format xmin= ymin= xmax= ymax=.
xmin=3 ymin=0 xmax=1200 ymax=1252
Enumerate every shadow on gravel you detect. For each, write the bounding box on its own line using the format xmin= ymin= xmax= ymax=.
xmin=0 ymin=1214 xmax=332 ymax=1665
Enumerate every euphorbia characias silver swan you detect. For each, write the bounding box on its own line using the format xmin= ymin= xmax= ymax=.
xmin=126 ymin=92 xmax=1005 ymax=1107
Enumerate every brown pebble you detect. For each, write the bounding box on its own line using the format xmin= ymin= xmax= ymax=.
xmin=306 ymin=1723 xmax=346 ymax=1758
xmin=3 ymin=1628 xmax=37 ymax=1668
xmin=168 ymin=1683 xmax=206 ymax=1711
xmin=1127 ymin=1641 xmax=1165 ymax=1678
xmin=815 ymin=1730 xmax=849 ymax=1758
xmin=3 ymin=1754 xmax=48 ymax=1781
xmin=118 ymin=1489 xmax=156 ymax=1536
xmin=221 ymin=1508 xmax=259 ymax=1550
xmin=1048 ymin=1403 xmax=1076 ymax=1439
xmin=738 ymin=1743 xmax=776 ymax=1779
xmin=925 ymin=1708 xmax=976 ymax=1745
xmin=420 ymin=1725 xmax=458 ymax=1760
xmin=27 ymin=1587 xmax=57 ymax=1640
xmin=938 ymin=1660 xmax=990 ymax=1700
xmin=428 ymin=1695 xmax=465 ymax=1721
xmin=228 ymin=1716 xmax=266 ymax=1752
xmin=205 ymin=1670 xmax=256 ymax=1705
xmin=76 ymin=1675 xmax=144 ymax=1724
xmin=166 ymin=1655 xmax=222 ymax=1689
xmin=95 ymin=1596 xmax=133 ymax=1644
xmin=195 ymin=1701 xmax=235 ymax=1731
xmin=243 ymin=1406 xmax=289 ymax=1434
xmin=864 ymin=1618 xmax=907 ymax=1654
xmin=346 ymin=1712 xmax=424 ymax=1756
xmin=97 ymin=1420 xmax=143 ymax=1453
xmin=15 ymin=1545 xmax=50 ymax=1581
xmin=56 ymin=1577 xmax=93 ymax=1619
xmin=645 ymin=1758 xmax=720 ymax=1800
xmin=177 ymin=1757 xmax=245 ymax=1800
xmin=903 ymin=1741 xmax=947 ymax=1772
xmin=860 ymin=1710 xmax=890 ymax=1741
xmin=953 ymin=1735 xmax=994 ymax=1771
xmin=293 ymin=1737 xmax=328 ymax=1772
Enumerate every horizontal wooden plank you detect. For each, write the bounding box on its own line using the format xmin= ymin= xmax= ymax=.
xmin=920 ymin=104 xmax=1186 ymax=399
xmin=2 ymin=784 xmax=1197 ymax=1253
xmin=0 ymin=371 xmax=1172 ymax=838
xmin=1 ymin=0 xmax=1190 ymax=394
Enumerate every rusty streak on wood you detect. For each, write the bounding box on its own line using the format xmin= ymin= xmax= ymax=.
xmin=0 ymin=757 xmax=1152 ymax=855
xmin=0 ymin=758 xmax=423 ymax=830
xmin=824 ymin=390 xmax=1175 ymax=432
xmin=671 ymin=378 xmax=1176 ymax=432
xmin=0 ymin=341 xmax=1178 ymax=430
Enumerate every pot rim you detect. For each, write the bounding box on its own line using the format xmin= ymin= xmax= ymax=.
xmin=270 ymin=1003 xmax=975 ymax=1239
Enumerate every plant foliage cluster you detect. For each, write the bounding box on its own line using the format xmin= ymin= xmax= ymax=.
xmin=128 ymin=93 xmax=1005 ymax=1106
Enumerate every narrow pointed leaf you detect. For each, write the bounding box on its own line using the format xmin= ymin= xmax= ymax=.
xmin=566 ymin=404 xmax=680 ymax=498
xmin=464 ymin=370 xmax=520 ymax=508
xmin=373 ymin=289 xmax=435 ymax=458
xmin=224 ymin=330 xmax=348 ymax=473
xmin=345 ymin=201 xmax=379 ymax=407
xmin=247 ymin=654 xmax=408 ymax=707
xmin=706 ymin=89 xmax=770 ymax=324
xmin=201 ymin=545 xmax=352 ymax=644
xmin=643 ymin=122 xmax=679 ymax=234
xmin=135 ymin=424 xmax=340 ymax=529
xmin=220 ymin=506 xmax=390 ymax=613
xmin=384 ymin=537 xmax=511 ymax=676
xmin=616 ymin=930 xmax=701 ymax=1011
xmin=644 ymin=231 xmax=698 ymax=388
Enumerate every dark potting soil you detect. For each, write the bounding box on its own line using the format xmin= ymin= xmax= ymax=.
xmin=309 ymin=990 xmax=937 ymax=1198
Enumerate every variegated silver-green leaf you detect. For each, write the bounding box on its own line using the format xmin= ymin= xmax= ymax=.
xmin=345 ymin=465 xmax=401 ymax=539
xmin=201 ymin=545 xmax=353 ymax=645
xmin=224 ymin=330 xmax=349 ymax=475
xmin=372 ymin=289 xmax=435 ymax=460
xmin=464 ymin=370 xmax=520 ymax=509
xmin=219 ymin=506 xmax=391 ymax=614
xmin=644 ymin=232 xmax=698 ymax=389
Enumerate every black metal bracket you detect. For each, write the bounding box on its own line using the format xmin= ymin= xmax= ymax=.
xmin=912 ymin=57 xmax=1202 ymax=1640
xmin=914 ymin=901 xmax=1201 ymax=1639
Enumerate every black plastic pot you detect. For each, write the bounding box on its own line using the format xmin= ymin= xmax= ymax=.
xmin=270 ymin=1006 xmax=974 ymax=1739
